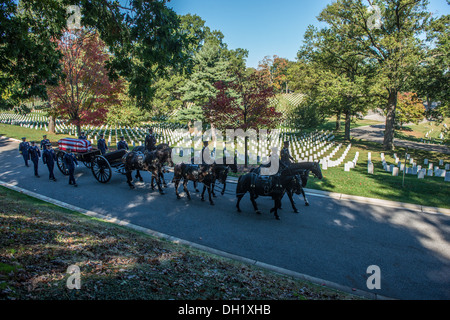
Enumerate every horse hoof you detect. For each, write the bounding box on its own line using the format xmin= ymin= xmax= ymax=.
xmin=270 ymin=208 xmax=275 ymax=213
xmin=201 ymin=198 xmax=205 ymax=202
xmin=177 ymin=195 xmax=181 ymax=199
xmin=237 ymin=207 xmax=241 ymax=213
xmin=256 ymin=210 xmax=261 ymax=215
xmin=305 ymin=202 xmax=310 ymax=206
xmin=159 ymin=191 xmax=165 ymax=195
xmin=164 ymin=184 xmax=168 ymax=188
xmin=213 ymin=194 xmax=217 ymax=198
xmin=210 ymin=202 xmax=215 ymax=206
xmin=275 ymin=216 xmax=280 ymax=220
xmin=129 ymin=185 xmax=135 ymax=190
xmin=195 ymin=189 xmax=199 ymax=192
xmin=294 ymin=209 xmax=299 ymax=213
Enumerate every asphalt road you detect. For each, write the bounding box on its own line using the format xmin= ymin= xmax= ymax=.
xmin=351 ymin=124 xmax=450 ymax=154
xmin=1 ymin=136 xmax=449 ymax=300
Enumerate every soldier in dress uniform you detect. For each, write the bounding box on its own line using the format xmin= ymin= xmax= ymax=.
xmin=117 ymin=136 xmax=129 ymax=151
xmin=145 ymin=128 xmax=156 ymax=152
xmin=97 ymin=133 xmax=108 ymax=155
xmin=79 ymin=131 xmax=87 ymax=140
xmin=28 ymin=141 xmax=41 ymax=177
xmin=40 ymin=135 xmax=50 ymax=150
xmin=19 ymin=137 xmax=30 ymax=167
xmin=63 ymin=148 xmax=78 ymax=187
xmin=42 ymin=143 xmax=57 ymax=181
xmin=280 ymin=140 xmax=294 ymax=169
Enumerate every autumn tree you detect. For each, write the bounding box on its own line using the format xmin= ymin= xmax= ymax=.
xmin=257 ymin=55 xmax=290 ymax=93
xmin=204 ymin=72 xmax=281 ymax=166
xmin=47 ymin=29 xmax=124 ymax=136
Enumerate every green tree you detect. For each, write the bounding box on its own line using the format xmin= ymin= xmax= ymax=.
xmin=0 ymin=0 xmax=66 ymax=108
xmin=317 ymin=0 xmax=431 ymax=150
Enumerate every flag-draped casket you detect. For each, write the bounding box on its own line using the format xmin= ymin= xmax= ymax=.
xmin=58 ymin=138 xmax=92 ymax=153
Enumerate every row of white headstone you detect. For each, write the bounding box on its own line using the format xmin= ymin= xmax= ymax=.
xmin=380 ymin=152 xmax=450 ymax=181
xmin=320 ymin=143 xmax=352 ymax=170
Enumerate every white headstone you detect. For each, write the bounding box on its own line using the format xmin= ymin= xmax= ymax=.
xmin=439 ymin=159 xmax=444 ymax=166
xmin=427 ymin=169 xmax=433 ymax=176
xmin=368 ymin=162 xmax=374 ymax=174
xmin=392 ymin=167 xmax=399 ymax=176
xmin=424 ymin=159 xmax=428 ymax=165
xmin=418 ymin=169 xmax=426 ymax=179
xmin=445 ymin=171 xmax=450 ymax=182
xmin=344 ymin=163 xmax=351 ymax=171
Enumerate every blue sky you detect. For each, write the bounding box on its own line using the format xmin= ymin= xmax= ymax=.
xmin=167 ymin=0 xmax=450 ymax=69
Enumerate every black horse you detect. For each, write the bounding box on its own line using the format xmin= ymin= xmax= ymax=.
xmin=287 ymin=162 xmax=323 ymax=207
xmin=133 ymin=144 xmax=173 ymax=187
xmin=122 ymin=147 xmax=172 ymax=194
xmin=236 ymin=169 xmax=304 ymax=220
xmin=237 ymin=161 xmax=323 ymax=219
xmin=173 ymin=162 xmax=216 ymax=205
xmin=198 ymin=155 xmax=238 ymax=199
xmin=252 ymin=161 xmax=323 ymax=207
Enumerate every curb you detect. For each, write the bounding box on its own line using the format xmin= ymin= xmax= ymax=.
xmin=0 ymin=180 xmax=393 ymax=300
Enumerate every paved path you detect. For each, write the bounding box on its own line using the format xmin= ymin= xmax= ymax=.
xmin=1 ymin=136 xmax=450 ymax=300
xmin=351 ymin=124 xmax=450 ymax=154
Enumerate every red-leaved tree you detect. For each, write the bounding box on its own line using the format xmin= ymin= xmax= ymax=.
xmin=47 ymin=29 xmax=124 ymax=136
xmin=204 ymin=71 xmax=281 ymax=165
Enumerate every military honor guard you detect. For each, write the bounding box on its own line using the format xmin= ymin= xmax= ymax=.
xmin=42 ymin=143 xmax=57 ymax=181
xmin=40 ymin=135 xmax=50 ymax=150
xmin=79 ymin=131 xmax=87 ymax=140
xmin=97 ymin=133 xmax=108 ymax=155
xmin=28 ymin=141 xmax=41 ymax=177
xmin=145 ymin=128 xmax=156 ymax=152
xmin=63 ymin=148 xmax=78 ymax=187
xmin=117 ymin=136 xmax=129 ymax=151
xmin=19 ymin=137 xmax=30 ymax=167
xmin=280 ymin=140 xmax=294 ymax=168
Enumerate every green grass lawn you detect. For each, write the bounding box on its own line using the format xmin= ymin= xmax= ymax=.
xmin=306 ymin=139 xmax=450 ymax=208
xmin=395 ymin=118 xmax=450 ymax=143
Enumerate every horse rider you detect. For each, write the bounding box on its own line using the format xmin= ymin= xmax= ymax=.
xmin=145 ymin=128 xmax=156 ymax=152
xmin=19 ymin=137 xmax=30 ymax=167
xmin=42 ymin=143 xmax=57 ymax=181
xmin=97 ymin=133 xmax=108 ymax=155
xmin=117 ymin=136 xmax=129 ymax=151
xmin=280 ymin=140 xmax=294 ymax=169
xmin=28 ymin=141 xmax=41 ymax=177
xmin=40 ymin=134 xmax=50 ymax=150
xmin=63 ymin=148 xmax=78 ymax=187
xmin=201 ymin=140 xmax=212 ymax=165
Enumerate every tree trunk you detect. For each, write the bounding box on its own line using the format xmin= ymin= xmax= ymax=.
xmin=383 ymin=89 xmax=397 ymax=151
xmin=344 ymin=110 xmax=351 ymax=141
xmin=48 ymin=115 xmax=56 ymax=134
xmin=336 ymin=111 xmax=341 ymax=131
